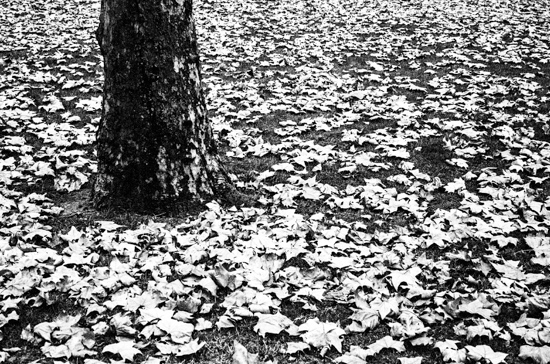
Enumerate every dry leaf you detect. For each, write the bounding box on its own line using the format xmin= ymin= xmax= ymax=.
xmin=102 ymin=341 xmax=142 ymax=361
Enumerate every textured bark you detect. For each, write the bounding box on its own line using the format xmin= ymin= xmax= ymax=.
xmin=93 ymin=0 xmax=228 ymax=207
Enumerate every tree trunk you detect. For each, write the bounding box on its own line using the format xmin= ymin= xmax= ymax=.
xmin=93 ymin=0 xmax=228 ymax=208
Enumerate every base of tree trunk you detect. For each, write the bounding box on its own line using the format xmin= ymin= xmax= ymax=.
xmin=91 ymin=174 xmax=237 ymax=214
xmin=91 ymin=170 xmax=233 ymax=211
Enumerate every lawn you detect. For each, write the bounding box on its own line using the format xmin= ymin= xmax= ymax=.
xmin=1 ymin=0 xmax=550 ymax=363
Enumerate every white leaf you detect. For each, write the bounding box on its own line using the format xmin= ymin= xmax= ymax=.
xmin=281 ymin=342 xmax=310 ymax=354
xmin=298 ymin=318 xmax=345 ymax=353
xmin=466 ymin=345 xmax=507 ymax=364
xmin=156 ymin=318 xmax=194 ymax=344
xmin=334 ymin=354 xmax=367 ymax=364
xmin=233 ymin=340 xmax=259 ymax=364
xmin=519 ymin=345 xmax=550 ymax=364
xmin=398 ymin=358 xmax=422 ymax=364
xmin=254 ymin=312 xmax=295 ymax=336
xmin=367 ymin=336 xmax=405 ymax=355
xmin=102 ymin=341 xmax=142 ymax=361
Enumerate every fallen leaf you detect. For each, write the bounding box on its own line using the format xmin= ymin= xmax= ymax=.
xmin=466 ymin=345 xmax=507 ymax=364
xmin=367 ymin=336 xmax=406 ymax=355
xmin=398 ymin=358 xmax=422 ymax=364
xmin=299 ymin=318 xmax=345 ymax=354
xmin=254 ymin=312 xmax=295 ymax=336
xmin=519 ymin=345 xmax=550 ymax=364
xmin=102 ymin=341 xmax=142 ymax=361
xmin=233 ymin=340 xmax=259 ymax=364
xmin=281 ymin=342 xmax=310 ymax=354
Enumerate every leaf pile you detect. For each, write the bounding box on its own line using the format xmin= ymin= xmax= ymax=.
xmin=1 ymin=0 xmax=550 ymax=363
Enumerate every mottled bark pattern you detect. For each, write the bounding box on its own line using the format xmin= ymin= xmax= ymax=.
xmin=93 ymin=0 xmax=227 ymax=206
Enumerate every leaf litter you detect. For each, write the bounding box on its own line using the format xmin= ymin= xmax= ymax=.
xmin=1 ymin=0 xmax=550 ymax=363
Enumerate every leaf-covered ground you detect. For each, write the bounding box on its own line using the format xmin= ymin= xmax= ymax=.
xmin=1 ymin=0 xmax=550 ymax=363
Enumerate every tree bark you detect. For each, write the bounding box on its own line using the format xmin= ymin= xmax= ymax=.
xmin=93 ymin=0 xmax=228 ymax=208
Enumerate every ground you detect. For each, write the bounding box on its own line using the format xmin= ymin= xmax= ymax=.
xmin=1 ymin=0 xmax=550 ymax=363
